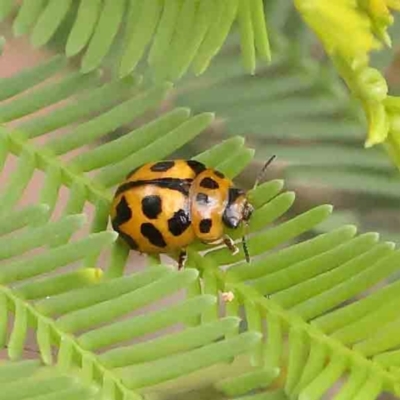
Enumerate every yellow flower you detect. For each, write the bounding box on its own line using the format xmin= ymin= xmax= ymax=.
xmin=295 ymin=0 xmax=381 ymax=63
xmin=368 ymin=0 xmax=391 ymax=15
xmin=359 ymin=0 xmax=400 ymax=21
xmin=387 ymin=0 xmax=400 ymax=9
xmin=358 ymin=0 xmax=400 ymax=45
xmin=364 ymin=102 xmax=389 ymax=147
xmin=373 ymin=0 xmax=400 ymax=11
xmin=296 ymin=0 xmax=400 ymax=156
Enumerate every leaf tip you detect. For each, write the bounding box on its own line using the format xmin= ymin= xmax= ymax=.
xmin=284 ymin=191 xmax=296 ymax=203
xmin=223 ymin=136 xmax=244 ymax=148
xmin=224 ymin=316 xmax=241 ymax=328
xmin=177 ymin=107 xmax=191 ymax=118
xmin=246 ymin=331 xmax=263 ymax=344
xmin=343 ymin=224 xmax=358 ymax=237
xmin=109 ymin=231 xmax=119 ymax=242
xmin=369 ymin=232 xmax=381 ymax=242
xmin=320 ymin=204 xmax=334 ymax=215
xmin=38 ymin=203 xmax=51 ymax=214
xmin=67 ymin=213 xmax=87 ymax=228
xmin=81 ymin=267 xmax=104 ymax=283
xmin=182 ymin=267 xmax=200 ymax=281
xmin=204 ymin=112 xmax=216 ymax=122
xmin=385 ymin=241 xmax=397 ymax=250
xmin=80 ymin=60 xmax=97 ymax=75
xmin=204 ymin=294 xmax=218 ymax=305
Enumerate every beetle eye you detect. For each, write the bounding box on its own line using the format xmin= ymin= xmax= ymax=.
xmin=243 ymin=203 xmax=254 ymax=221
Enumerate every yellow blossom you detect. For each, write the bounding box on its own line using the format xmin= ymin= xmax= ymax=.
xmin=368 ymin=0 xmax=391 ymax=15
xmin=358 ymin=0 xmax=399 ymax=45
xmin=387 ymin=0 xmax=400 ymax=9
xmin=375 ymin=0 xmax=400 ymax=11
xmin=295 ymin=0 xmax=381 ymax=64
xmin=358 ymin=0 xmax=400 ymax=23
xmin=364 ymin=102 xmax=389 ymax=147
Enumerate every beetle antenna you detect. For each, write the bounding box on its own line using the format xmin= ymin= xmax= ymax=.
xmin=242 ymin=223 xmax=250 ymax=263
xmin=253 ymin=155 xmax=276 ymax=190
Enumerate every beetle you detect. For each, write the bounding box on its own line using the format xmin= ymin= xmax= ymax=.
xmin=110 ymin=156 xmax=275 ymax=269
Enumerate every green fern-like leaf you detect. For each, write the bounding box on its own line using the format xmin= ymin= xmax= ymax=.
xmin=3 ymin=0 xmax=270 ymax=78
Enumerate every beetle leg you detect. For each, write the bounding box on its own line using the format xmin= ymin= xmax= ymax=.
xmin=206 ymin=237 xmax=224 ymax=245
xmin=223 ymin=235 xmax=239 ymax=255
xmin=178 ymin=249 xmax=187 ymax=270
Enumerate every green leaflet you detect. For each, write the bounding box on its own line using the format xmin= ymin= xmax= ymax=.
xmin=4 ymin=0 xmax=269 ymax=78
xmin=31 ymin=0 xmax=73 ymax=48
xmin=65 ymin=0 xmax=102 ymax=57
xmin=0 ymin=56 xmax=67 ymax=101
xmin=0 ymin=71 xmax=100 ymax=123
xmin=100 ymin=317 xmax=240 ymax=368
xmin=216 ymin=367 xmax=280 ymax=397
xmin=78 ymin=295 xmax=216 ymax=351
xmin=56 ymin=269 xmax=199 ymax=333
xmin=80 ymin=0 xmax=125 ymax=73
xmin=0 ymin=361 xmax=100 ymax=399
xmin=18 ymin=76 xmax=141 ymax=139
xmin=118 ymin=332 xmax=262 ymax=389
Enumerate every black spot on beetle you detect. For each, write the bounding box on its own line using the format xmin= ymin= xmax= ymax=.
xmin=199 ymin=219 xmax=212 ymax=234
xmin=141 ymin=195 xmax=162 ymax=219
xmin=141 ymin=223 xmax=167 ymax=248
xmin=187 ymin=160 xmax=206 ymax=175
xmin=214 ymin=170 xmax=225 ymax=179
xmin=200 ymin=177 xmax=219 ymax=189
xmin=168 ymin=209 xmax=191 ymax=236
xmin=196 ymin=192 xmax=209 ymax=204
xmin=118 ymin=230 xmax=139 ymax=250
xmin=116 ymin=178 xmax=192 ymax=197
xmin=112 ymin=196 xmax=132 ymax=228
xmin=150 ymin=160 xmax=175 ymax=172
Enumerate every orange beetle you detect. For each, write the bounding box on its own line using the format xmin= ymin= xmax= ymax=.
xmin=110 ymin=157 xmax=275 ymax=269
